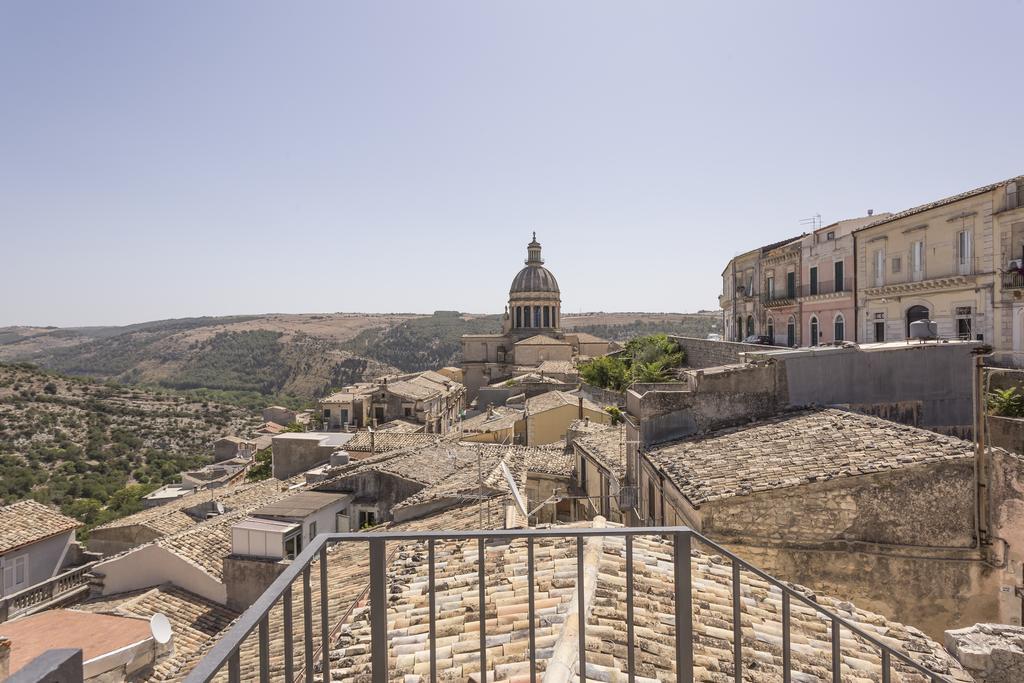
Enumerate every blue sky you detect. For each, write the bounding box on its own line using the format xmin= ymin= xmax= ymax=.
xmin=2 ymin=1 xmax=1022 ymax=327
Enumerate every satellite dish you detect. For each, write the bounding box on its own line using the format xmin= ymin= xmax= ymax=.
xmin=500 ymin=462 xmax=529 ymax=518
xmin=150 ymin=613 xmax=173 ymax=645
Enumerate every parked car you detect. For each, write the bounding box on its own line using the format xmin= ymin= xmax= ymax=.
xmin=742 ymin=335 xmax=773 ymax=345
xmin=706 ymin=333 xmax=722 ymax=341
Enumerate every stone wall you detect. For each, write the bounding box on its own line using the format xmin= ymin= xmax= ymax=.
xmin=990 ymin=416 xmax=1024 ymax=455
xmin=945 ymin=624 xmax=1024 ymax=682
xmin=987 ymin=448 xmax=1024 ymax=626
xmin=628 ymin=362 xmax=786 ymax=447
xmin=705 ymin=459 xmax=977 ymax=547
xmin=223 ymin=555 xmax=287 ymax=613
xmin=670 ymin=336 xmax=765 ymax=368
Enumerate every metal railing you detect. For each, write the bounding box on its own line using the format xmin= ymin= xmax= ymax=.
xmin=183 ymin=527 xmax=951 ymax=683
xmin=800 ymin=277 xmax=854 ymax=297
xmin=1002 ymin=271 xmax=1024 ymax=290
xmin=762 ymin=291 xmax=797 ymax=307
xmin=0 ymin=561 xmax=97 ymax=623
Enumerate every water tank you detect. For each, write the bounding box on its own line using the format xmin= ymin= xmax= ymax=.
xmin=909 ymin=319 xmax=938 ymax=340
xmin=330 ymin=450 xmax=350 ymax=466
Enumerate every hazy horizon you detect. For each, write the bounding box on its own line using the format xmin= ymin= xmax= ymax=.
xmin=3 ymin=1 xmax=1022 ymax=327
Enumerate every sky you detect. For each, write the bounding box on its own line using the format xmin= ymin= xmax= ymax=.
xmin=2 ymin=1 xmax=1023 ymax=327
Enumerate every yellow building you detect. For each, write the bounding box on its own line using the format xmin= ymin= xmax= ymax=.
xmin=459 ymin=406 xmax=522 ymax=444
xmin=854 ymin=176 xmax=1023 ymax=346
xmin=523 ymin=391 xmax=611 ymax=445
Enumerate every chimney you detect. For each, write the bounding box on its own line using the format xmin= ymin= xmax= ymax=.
xmin=867 ymin=209 xmax=874 ymax=216
xmin=578 ymin=396 xmax=584 ymax=420
xmin=369 ymin=429 xmax=375 ymax=454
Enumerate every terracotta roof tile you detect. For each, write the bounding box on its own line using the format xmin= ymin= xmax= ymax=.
xmin=0 ymin=500 xmax=80 ymax=554
xmin=646 ymin=408 xmax=976 ymax=505
xmin=325 ymin=524 xmax=971 ymax=682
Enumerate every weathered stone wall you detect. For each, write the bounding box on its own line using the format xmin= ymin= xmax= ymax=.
xmin=223 ymin=555 xmax=287 ymax=613
xmin=705 ymin=459 xmax=977 ymax=547
xmin=729 ymin=541 xmax=995 ymax=641
xmin=987 ymin=448 xmax=1024 ymax=626
xmin=670 ymin=336 xmax=765 ymax=369
xmin=577 ymin=383 xmax=625 ymax=408
xmin=989 ymin=416 xmax=1024 ymax=456
xmin=945 ymin=623 xmax=1024 ymax=682
xmin=780 ymin=342 xmax=978 ymax=431
xmin=629 ymin=362 xmax=786 ymax=446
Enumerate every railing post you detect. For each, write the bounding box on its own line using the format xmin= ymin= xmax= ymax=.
xmin=674 ymin=531 xmax=693 ymax=683
xmin=369 ymin=538 xmax=387 ymax=683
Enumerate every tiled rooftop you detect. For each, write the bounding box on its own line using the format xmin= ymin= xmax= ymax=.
xmin=376 ymin=419 xmax=425 ymax=433
xmin=515 ymin=334 xmax=569 ymax=346
xmin=535 ymin=360 xmax=578 ymax=375
xmin=525 ymin=390 xmax=602 ymax=415
xmin=325 ymin=521 xmax=970 ymax=682
xmin=0 ymin=500 xmax=80 ymax=554
xmin=181 ymin=502 xmax=510 ymax=682
xmin=574 ymin=423 xmax=627 ymax=481
xmin=93 ymin=478 xmax=290 ymax=537
xmin=645 ymin=408 xmax=976 ymax=505
xmin=344 ymin=431 xmax=457 ymax=453
xmin=75 ymin=584 xmax=238 ymax=682
xmin=461 ymin=407 xmax=523 ymax=433
xmin=525 ymin=444 xmax=576 ymax=478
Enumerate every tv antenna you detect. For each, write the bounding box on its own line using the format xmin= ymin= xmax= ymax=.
xmin=799 ymin=214 xmax=822 ymax=231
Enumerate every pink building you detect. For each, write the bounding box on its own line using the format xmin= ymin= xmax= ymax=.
xmin=798 ymin=214 xmax=888 ymax=345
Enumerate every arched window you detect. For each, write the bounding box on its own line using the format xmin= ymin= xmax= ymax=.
xmin=834 ymin=313 xmax=845 ymax=341
xmin=746 ymin=316 xmax=755 ymax=337
xmin=810 ymin=316 xmax=819 ymax=346
xmin=906 ymin=305 xmax=929 ymax=337
xmin=515 ymin=306 xmax=522 ymax=328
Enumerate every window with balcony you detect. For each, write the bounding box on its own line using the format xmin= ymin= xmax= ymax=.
xmin=766 ymin=275 xmax=775 ymax=299
xmin=834 ymin=261 xmax=844 ymax=291
xmin=809 ymin=266 xmax=818 ymax=295
xmin=786 ymin=271 xmax=795 ymax=298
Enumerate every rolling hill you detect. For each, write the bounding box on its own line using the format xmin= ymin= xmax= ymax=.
xmin=0 ymin=311 xmax=720 ymax=404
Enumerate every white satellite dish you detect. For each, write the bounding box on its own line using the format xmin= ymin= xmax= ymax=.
xmin=500 ymin=462 xmax=529 ymax=518
xmin=150 ymin=613 xmax=173 ymax=645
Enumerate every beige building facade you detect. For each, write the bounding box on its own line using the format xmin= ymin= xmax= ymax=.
xmin=854 ymin=178 xmax=1024 ymax=345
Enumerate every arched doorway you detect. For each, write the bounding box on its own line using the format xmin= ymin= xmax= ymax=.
xmin=810 ymin=316 xmax=819 ymax=346
xmin=766 ymin=317 xmax=775 ymax=344
xmin=906 ymin=305 xmax=930 ymax=337
xmin=834 ymin=313 xmax=845 ymax=342
xmin=746 ymin=316 xmax=755 ymax=337
xmin=786 ymin=316 xmax=796 ymax=347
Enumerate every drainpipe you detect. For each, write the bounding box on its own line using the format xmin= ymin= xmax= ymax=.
xmin=973 ymin=348 xmax=994 ymax=551
xmin=853 ymin=232 xmax=859 ymax=342
xmin=578 ymin=396 xmax=584 ymax=420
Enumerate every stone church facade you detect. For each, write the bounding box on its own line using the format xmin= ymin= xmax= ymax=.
xmin=460 ymin=234 xmax=611 ymax=399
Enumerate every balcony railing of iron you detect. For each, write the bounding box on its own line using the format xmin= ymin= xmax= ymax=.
xmin=762 ymin=291 xmax=797 ymax=306
xmin=0 ymin=561 xmax=97 ymax=623
xmin=1002 ymin=270 xmax=1024 ymax=290
xmin=799 ymin=277 xmax=855 ymax=297
xmin=183 ymin=527 xmax=951 ymax=683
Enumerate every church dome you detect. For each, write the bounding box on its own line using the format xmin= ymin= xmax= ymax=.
xmin=509 ymin=234 xmax=560 ymax=295
xmin=510 ymin=265 xmax=560 ymax=294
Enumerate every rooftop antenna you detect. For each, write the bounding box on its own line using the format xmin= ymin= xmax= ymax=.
xmin=799 ymin=214 xmax=822 ymax=231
